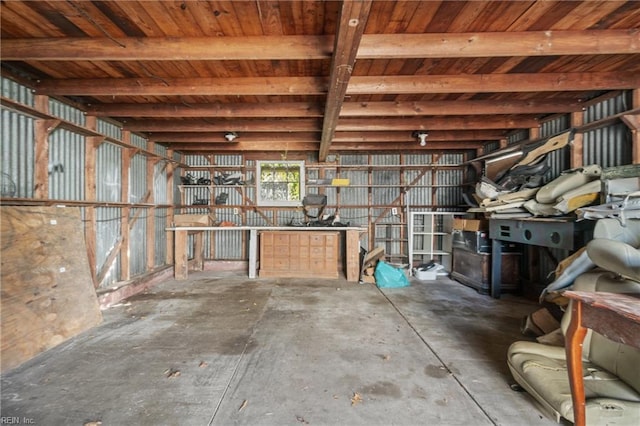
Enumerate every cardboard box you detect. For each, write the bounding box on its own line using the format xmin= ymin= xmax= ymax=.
xmin=453 ymin=218 xmax=488 ymax=232
xmin=453 ymin=218 xmax=466 ymax=230
xmin=174 ymin=214 xmax=211 ymax=226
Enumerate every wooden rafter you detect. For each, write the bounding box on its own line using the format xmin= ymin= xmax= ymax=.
xmin=36 ymin=72 xmax=640 ymax=96
xmin=85 ymin=99 xmax=583 ymax=118
xmin=125 ymin=115 xmax=536 ymax=133
xmin=149 ymin=129 xmax=504 ymax=143
xmin=4 ymin=30 xmax=638 ymax=60
xmin=319 ymin=0 xmax=371 ymax=161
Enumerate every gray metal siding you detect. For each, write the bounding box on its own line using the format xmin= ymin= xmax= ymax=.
xmin=155 ymin=208 xmax=168 ymax=267
xmin=583 ymin=124 xmax=631 ymax=168
xmin=129 ymin=207 xmax=147 ymax=276
xmin=1 ymin=109 xmax=34 ymax=198
xmin=48 ymin=98 xmax=85 ymax=127
xmin=48 ymin=129 xmax=85 ymax=200
xmin=1 ymin=77 xmax=34 ymax=106
xmin=96 ymin=207 xmax=122 ymax=287
xmin=96 ymin=143 xmax=122 ymax=202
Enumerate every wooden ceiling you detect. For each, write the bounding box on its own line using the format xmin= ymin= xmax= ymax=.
xmin=2 ymin=1 xmax=640 ymax=160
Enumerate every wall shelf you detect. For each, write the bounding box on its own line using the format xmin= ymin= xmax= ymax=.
xmin=408 ymin=212 xmax=456 ymax=274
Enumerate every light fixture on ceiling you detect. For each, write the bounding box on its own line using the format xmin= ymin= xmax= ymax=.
xmin=413 ymin=131 xmax=429 ymax=147
xmin=224 ymin=131 xmax=238 ymax=142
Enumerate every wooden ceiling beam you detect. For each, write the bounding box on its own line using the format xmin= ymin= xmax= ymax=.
xmin=165 ymin=141 xmax=483 ymax=152
xmin=149 ymin=132 xmax=320 ymax=143
xmin=147 ymin=130 xmax=503 ymax=143
xmin=341 ymin=99 xmax=585 ymax=116
xmin=346 ymin=72 xmax=640 ymax=95
xmin=86 ymin=99 xmax=583 ymax=118
xmin=319 ymin=0 xmax=372 ymax=161
xmin=37 ymin=72 xmax=640 ymax=96
xmin=4 ymin=30 xmax=637 ymax=61
xmin=332 ymin=130 xmax=504 ymax=142
xmin=126 ymin=115 xmax=533 ymax=133
xmin=1 ymin=36 xmax=333 ymax=61
xmin=36 ymin=77 xmax=328 ymax=96
xmin=358 ymin=30 xmax=640 ymax=58
xmin=125 ymin=119 xmax=321 ymax=133
xmin=86 ymin=102 xmax=325 ymax=118
xmin=336 ymin=116 xmax=538 ymax=130
xmin=165 ymin=142 xmax=319 ymax=152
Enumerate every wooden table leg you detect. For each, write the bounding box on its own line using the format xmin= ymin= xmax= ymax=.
xmin=193 ymin=231 xmax=204 ymax=271
xmin=345 ymin=229 xmax=360 ymax=282
xmin=565 ymin=300 xmax=588 ymax=426
xmin=249 ymin=229 xmax=257 ymax=279
xmin=174 ymin=229 xmax=188 ymax=280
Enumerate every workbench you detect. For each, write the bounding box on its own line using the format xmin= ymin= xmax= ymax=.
xmin=166 ymin=226 xmax=367 ymax=282
xmin=488 ymin=218 xmax=595 ymax=298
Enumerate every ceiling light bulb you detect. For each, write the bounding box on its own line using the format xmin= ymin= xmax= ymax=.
xmin=224 ymin=132 xmax=238 ymax=142
xmin=417 ymin=132 xmax=428 ymax=146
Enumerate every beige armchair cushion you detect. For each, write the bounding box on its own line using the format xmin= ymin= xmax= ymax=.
xmin=508 ymin=270 xmax=640 ymax=424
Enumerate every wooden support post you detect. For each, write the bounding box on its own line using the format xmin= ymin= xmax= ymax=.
xmin=34 ymin=119 xmax=60 ymax=199
xmin=193 ymin=231 xmax=204 ymax=271
xmin=174 ymin=229 xmax=188 ymax=280
xmin=570 ymin=111 xmax=584 ymax=168
xmin=166 ymin=149 xmax=175 ymax=265
xmin=120 ymin=132 xmax=132 ymax=281
xmin=85 ymin=115 xmax=102 ymax=288
xmin=627 ymin=89 xmax=640 ymax=164
xmin=345 ymin=229 xmax=362 ymax=282
xmin=529 ymin=126 xmax=540 ymax=141
xmin=146 ymin=141 xmax=157 ymax=271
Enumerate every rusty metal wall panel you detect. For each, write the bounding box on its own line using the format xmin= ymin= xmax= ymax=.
xmin=96 ymin=143 xmax=122 ymax=202
xmin=48 ymin=98 xmax=85 ymax=127
xmin=95 ymin=207 xmax=122 ymax=288
xmin=48 ymin=128 xmax=85 ymax=200
xmin=1 ymin=109 xmax=34 ymax=198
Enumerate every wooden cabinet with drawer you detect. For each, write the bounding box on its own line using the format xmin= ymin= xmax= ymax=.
xmin=259 ymin=231 xmax=339 ymax=278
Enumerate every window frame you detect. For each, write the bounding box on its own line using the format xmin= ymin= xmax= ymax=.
xmin=255 ymin=160 xmax=305 ymax=207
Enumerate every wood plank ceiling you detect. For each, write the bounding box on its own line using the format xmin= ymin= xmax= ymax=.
xmin=2 ymin=1 xmax=639 ymax=161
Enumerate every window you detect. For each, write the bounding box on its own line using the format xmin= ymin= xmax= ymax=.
xmin=256 ymin=160 xmax=305 ymax=206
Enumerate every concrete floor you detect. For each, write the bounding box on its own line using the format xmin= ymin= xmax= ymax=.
xmin=1 ymin=271 xmax=565 ymax=425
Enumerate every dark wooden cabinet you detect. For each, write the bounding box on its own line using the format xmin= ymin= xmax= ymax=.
xmin=451 ymin=247 xmax=520 ymax=295
xmin=259 ymin=231 xmax=339 ymax=278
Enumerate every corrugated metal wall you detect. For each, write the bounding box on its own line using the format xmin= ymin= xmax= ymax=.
xmin=1 ymin=109 xmax=34 ymax=198
xmin=49 ymin=129 xmax=85 ymax=200
xmin=2 ymin=72 xmax=637 ymax=289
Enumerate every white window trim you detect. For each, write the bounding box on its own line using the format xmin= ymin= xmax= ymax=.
xmin=256 ymin=160 xmax=305 ymax=207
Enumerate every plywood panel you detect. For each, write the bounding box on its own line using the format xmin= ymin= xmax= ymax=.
xmin=1 ymin=206 xmax=102 ymax=372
